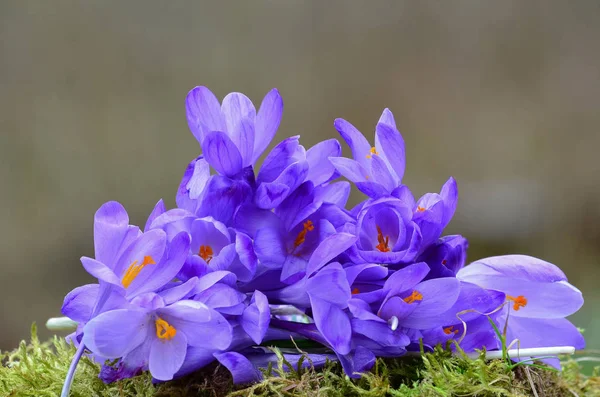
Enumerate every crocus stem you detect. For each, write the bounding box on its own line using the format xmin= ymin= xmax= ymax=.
xmin=61 ymin=342 xmax=86 ymax=397
xmin=404 ymin=345 xmax=575 ymax=360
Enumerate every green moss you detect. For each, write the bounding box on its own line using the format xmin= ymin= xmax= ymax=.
xmin=2 ymin=324 xmax=599 ymax=396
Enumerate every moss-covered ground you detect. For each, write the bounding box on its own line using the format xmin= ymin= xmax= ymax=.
xmin=1 ymin=325 xmax=599 ymax=397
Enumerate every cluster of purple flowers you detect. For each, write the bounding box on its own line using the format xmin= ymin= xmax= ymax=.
xmin=60 ymin=86 xmax=584 ymax=393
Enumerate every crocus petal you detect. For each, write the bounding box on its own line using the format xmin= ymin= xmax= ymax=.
xmin=158 ymin=277 xmax=198 ymax=305
xmin=257 ymin=136 xmax=303 ymax=184
xmin=214 ymin=352 xmax=261 ymax=384
xmin=392 ymin=185 xmax=416 ymax=208
xmin=81 ymin=257 xmax=122 ymax=286
xmin=254 ymin=227 xmax=287 ymax=269
xmin=128 ymin=231 xmax=191 ymax=297
xmin=160 ymin=300 xmax=233 ymax=350
xmin=83 ymin=309 xmax=149 ymax=358
xmin=383 ymin=262 xmax=430 ymax=300
xmin=348 ymin=299 xmax=386 ymax=323
xmin=306 ymin=139 xmax=342 ymax=186
xmin=280 ymin=255 xmax=308 ymax=284
xmin=502 ymin=316 xmax=585 ymax=351
xmin=144 ymin=200 xmax=166 ymax=233
xmin=176 ymin=156 xmax=211 ymax=213
xmin=149 ymin=331 xmax=188 ymax=381
xmin=314 ymin=182 xmax=351 ymax=208
xmin=233 ymin=204 xmax=280 ymax=237
xmin=337 ymin=346 xmax=376 ymax=379
xmin=196 ymin=175 xmax=252 ymax=225
xmin=351 ymin=318 xmax=410 ymax=347
xmin=201 ymin=131 xmax=243 ymax=177
xmin=439 ymin=177 xmax=458 ymax=228
xmin=458 ymin=255 xmax=567 ymax=283
xmin=310 ymin=295 xmax=352 ymax=355
xmin=241 ymin=291 xmax=271 ymax=344
xmin=221 ymin=92 xmax=256 ymax=136
xmin=306 ymin=232 xmax=357 ymax=276
xmin=94 ymin=201 xmax=130 ymax=266
xmin=355 ymin=181 xmax=390 ymax=199
xmin=433 ymin=282 xmax=505 ymax=325
xmin=253 ymin=88 xmax=283 ymax=163
xmin=185 ymin=86 xmax=226 ymax=144
xmin=256 ymin=161 xmax=309 ymax=209
xmin=375 ymin=122 xmax=405 ymax=182
xmin=61 ymin=284 xmax=99 ymax=322
xmin=195 ymin=283 xmax=246 ymax=315
xmin=194 ymin=271 xmax=237 ymax=293
xmin=114 ymin=229 xmax=168 ymax=280
xmin=378 ymin=296 xmax=418 ymax=321
xmin=334 ymin=118 xmax=371 ymax=170
xmin=328 ymin=157 xmax=368 ymax=183
xmin=378 ymin=108 xmax=396 ymax=128
xmin=233 ymin=232 xmax=257 ymax=282
xmin=369 ymin=155 xmax=396 ymax=192
xmin=401 ymin=277 xmax=461 ymax=329
xmin=306 ymin=263 xmax=351 ymax=308
xmin=174 ymin=346 xmax=216 ymax=378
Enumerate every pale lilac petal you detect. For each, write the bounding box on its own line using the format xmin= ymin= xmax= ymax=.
xmin=185 ymin=86 xmax=226 ymax=144
xmin=306 ymin=232 xmax=357 ymax=276
xmin=127 ymin=231 xmax=191 ymax=297
xmin=114 ymin=229 xmax=167 ymax=280
xmin=375 ymin=122 xmax=405 ymax=182
xmin=253 ymin=88 xmax=283 ymax=163
xmin=214 ymin=352 xmax=261 ymax=384
xmin=439 ymin=177 xmax=458 ymax=228
xmin=144 ymin=200 xmax=166 ymax=232
xmin=221 ymin=92 xmax=256 ymax=135
xmin=194 ymin=271 xmax=237 ymax=293
xmin=334 ymin=118 xmax=371 ymax=170
xmin=241 ymin=291 xmax=270 ymax=344
xmin=280 ymin=255 xmax=307 ymax=284
xmin=201 ymin=131 xmax=243 ymax=177
xmin=378 ymin=108 xmax=396 ymax=128
xmin=159 ymin=301 xmax=233 ymax=350
xmin=233 ymin=232 xmax=257 ymax=281
xmin=306 ymin=139 xmax=342 ymax=186
xmin=401 ymin=278 xmax=461 ymax=329
xmin=253 ymin=227 xmax=286 ymax=268
xmin=257 ymin=136 xmax=302 ymax=184
xmin=355 ymin=181 xmax=389 ymax=199
xmin=314 ymin=181 xmax=351 ymax=207
xmin=94 ymin=201 xmax=130 ymax=266
xmin=255 ymin=161 xmax=309 ymax=209
xmin=158 ymin=277 xmax=198 ymax=305
xmin=306 ymin=263 xmax=351 ymax=308
xmin=149 ymin=331 xmax=187 ymax=381
xmin=502 ymin=316 xmax=585 ymax=351
xmin=61 ymin=284 xmax=99 ymax=322
xmin=369 ymin=154 xmax=396 ymax=191
xmin=328 ymin=157 xmax=368 ymax=183
xmin=310 ymin=295 xmax=351 ymax=355
xmin=81 ymin=257 xmax=122 ymax=286
xmin=233 ymin=204 xmax=280 ymax=237
xmin=383 ymin=262 xmax=430 ymax=299
xmin=458 ymin=255 xmax=567 ymax=283
xmin=348 ymin=299 xmax=385 ymax=323
xmin=392 ymin=185 xmax=416 ymax=208
xmin=82 ymin=309 xmax=149 ymax=358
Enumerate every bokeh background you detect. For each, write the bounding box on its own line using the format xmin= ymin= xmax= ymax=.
xmin=1 ymin=1 xmax=598 ymax=358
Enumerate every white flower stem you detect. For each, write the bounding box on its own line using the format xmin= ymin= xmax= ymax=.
xmin=406 ymin=346 xmax=576 ymax=360
xmin=46 ymin=316 xmax=78 ymax=332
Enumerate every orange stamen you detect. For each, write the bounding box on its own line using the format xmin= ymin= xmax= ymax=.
xmin=506 ymin=295 xmax=527 ymax=311
xmin=365 ymin=147 xmax=378 ymax=159
xmin=155 ymin=317 xmax=177 ymax=340
xmin=375 ymin=225 xmax=391 ymax=252
xmin=441 ymin=259 xmax=447 ymax=265
xmin=293 ymin=220 xmax=315 ymax=249
xmin=443 ymin=326 xmax=459 ymax=335
xmin=199 ymin=245 xmax=214 ymax=263
xmin=352 ymin=287 xmax=360 ymax=295
xmin=416 ymin=206 xmax=426 ymax=212
xmin=121 ymin=255 xmax=156 ymax=288
xmin=403 ymin=290 xmax=423 ymax=304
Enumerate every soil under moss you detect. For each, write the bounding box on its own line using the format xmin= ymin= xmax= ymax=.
xmin=1 ymin=325 xmax=599 ymax=397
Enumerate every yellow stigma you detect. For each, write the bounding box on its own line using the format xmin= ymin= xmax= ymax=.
xmin=199 ymin=245 xmax=214 ymax=263
xmin=155 ymin=317 xmax=177 ymax=340
xmin=293 ymin=220 xmax=314 ymax=249
xmin=506 ymin=295 xmax=527 ymax=311
xmin=375 ymin=225 xmax=391 ymax=252
xmin=121 ymin=255 xmax=156 ymax=288
xmin=365 ymin=146 xmax=378 ymax=159
xmin=403 ymin=290 xmax=423 ymax=304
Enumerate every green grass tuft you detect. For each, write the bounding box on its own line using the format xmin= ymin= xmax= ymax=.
xmin=1 ymin=324 xmax=599 ymax=396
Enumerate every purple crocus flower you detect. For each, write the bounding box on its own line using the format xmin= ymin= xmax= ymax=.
xmin=83 ymin=293 xmax=232 ymax=381
xmin=186 ymin=86 xmax=283 ymax=176
xmin=351 ymin=197 xmax=422 ymax=265
xmin=411 ymin=177 xmax=458 ymax=247
xmin=417 ymin=235 xmax=469 ymax=280
xmin=329 ymin=109 xmax=405 ymax=198
xmin=457 ymin=255 xmax=585 ymax=365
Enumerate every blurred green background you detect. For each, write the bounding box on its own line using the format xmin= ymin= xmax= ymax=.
xmin=1 ymin=1 xmax=598 ymax=358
